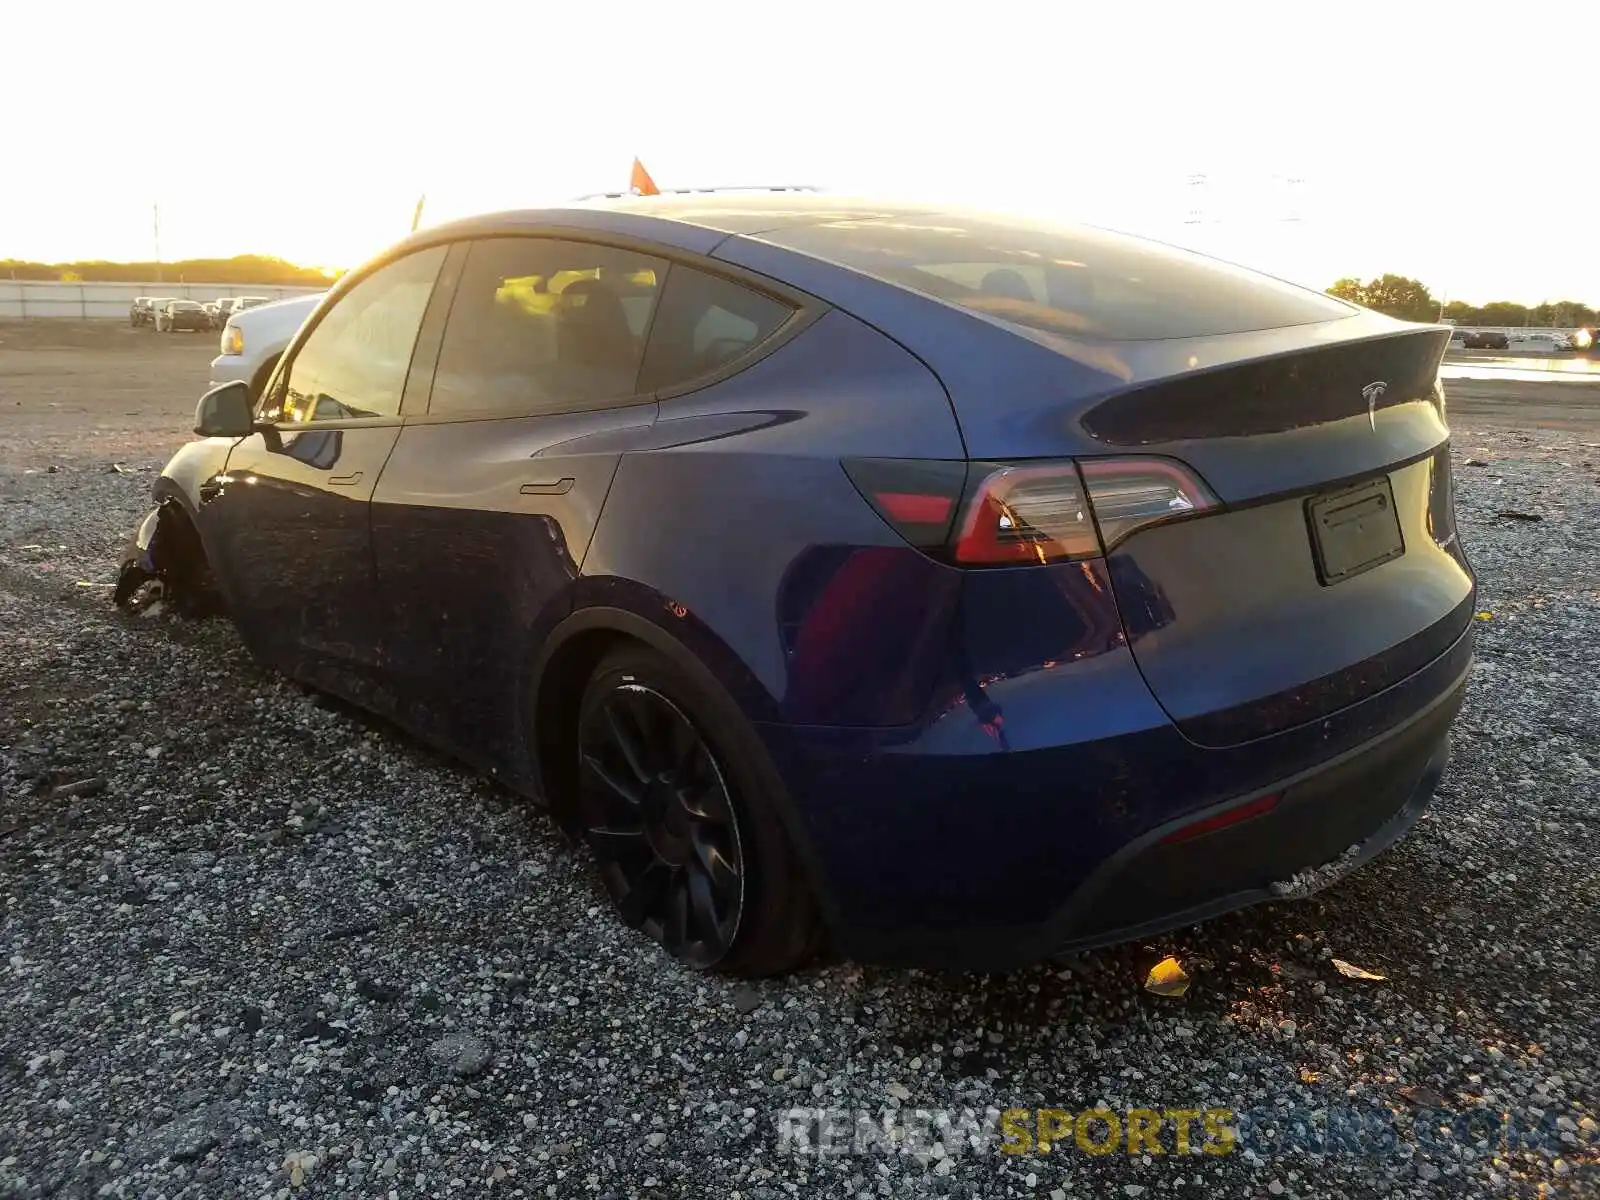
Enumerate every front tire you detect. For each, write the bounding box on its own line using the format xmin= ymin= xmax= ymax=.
xmin=575 ymin=646 xmax=819 ymax=975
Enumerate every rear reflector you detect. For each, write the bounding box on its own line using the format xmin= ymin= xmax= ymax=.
xmin=878 ymin=492 xmax=954 ymax=525
xmin=1161 ymin=792 xmax=1281 ymax=844
xmin=842 ymin=458 xmax=967 ymax=549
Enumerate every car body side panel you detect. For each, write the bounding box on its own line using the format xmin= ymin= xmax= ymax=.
xmin=582 ymin=309 xmax=967 ymax=729
xmin=368 ymin=402 xmax=659 ymax=771
xmin=198 ymin=424 xmax=401 ymax=676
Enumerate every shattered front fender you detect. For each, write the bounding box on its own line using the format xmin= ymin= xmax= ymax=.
xmin=112 ymin=506 xmax=164 ymax=607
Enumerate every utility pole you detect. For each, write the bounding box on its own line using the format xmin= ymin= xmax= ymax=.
xmin=153 ymin=203 xmax=162 ymax=283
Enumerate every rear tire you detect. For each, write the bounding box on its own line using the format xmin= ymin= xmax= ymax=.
xmin=574 ymin=645 xmax=819 ymax=975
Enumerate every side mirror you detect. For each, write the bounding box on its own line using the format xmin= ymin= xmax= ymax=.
xmin=194 ymin=380 xmax=256 ymax=438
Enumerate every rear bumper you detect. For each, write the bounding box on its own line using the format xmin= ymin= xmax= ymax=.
xmin=1043 ymin=675 xmax=1460 ymax=961
xmin=760 ymin=608 xmax=1472 ymax=971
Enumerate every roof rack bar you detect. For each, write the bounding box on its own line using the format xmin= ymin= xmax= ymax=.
xmin=572 ymin=184 xmax=824 ymax=200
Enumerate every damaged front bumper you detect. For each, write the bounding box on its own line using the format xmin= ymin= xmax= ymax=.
xmin=113 ymin=502 xmax=222 ymax=616
xmin=112 ymin=507 xmax=165 ymax=609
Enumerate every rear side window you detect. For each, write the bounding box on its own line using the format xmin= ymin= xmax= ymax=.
xmin=638 ymin=266 xmax=795 ymax=393
xmin=430 ymin=237 xmax=666 ymax=416
xmin=759 ymin=213 xmax=1354 ymax=342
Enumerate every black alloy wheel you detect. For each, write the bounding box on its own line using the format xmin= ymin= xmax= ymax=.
xmin=578 ymin=678 xmax=745 ymax=968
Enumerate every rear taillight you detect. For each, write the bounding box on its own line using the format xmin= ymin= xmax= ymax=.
xmin=844 ymin=455 xmax=1217 ymax=566
xmin=953 ymin=462 xmax=1099 ymax=564
xmin=1078 ymin=456 xmax=1218 ymax=550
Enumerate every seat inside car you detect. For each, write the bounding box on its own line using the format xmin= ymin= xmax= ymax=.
xmin=979 ymin=267 xmax=1036 ymax=302
xmin=556 ymin=279 xmax=635 ymax=366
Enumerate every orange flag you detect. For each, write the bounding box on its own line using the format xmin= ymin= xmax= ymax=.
xmin=630 ymin=158 xmax=659 ymax=196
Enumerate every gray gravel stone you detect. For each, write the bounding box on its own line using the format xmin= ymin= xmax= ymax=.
xmin=1 ymin=414 xmax=1595 ymax=1199
xmin=429 ymin=1031 xmax=492 ymax=1077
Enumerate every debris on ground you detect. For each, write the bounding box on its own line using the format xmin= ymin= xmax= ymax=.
xmin=1397 ymin=1084 xmax=1448 ymax=1108
xmin=46 ymin=776 xmax=107 ymax=800
xmin=1144 ymin=956 xmax=1191 ymax=997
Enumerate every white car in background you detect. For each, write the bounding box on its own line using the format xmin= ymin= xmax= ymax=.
xmin=210 ymin=293 xmax=325 ymax=399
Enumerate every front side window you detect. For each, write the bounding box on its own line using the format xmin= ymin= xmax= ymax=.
xmin=266 ymin=245 xmax=445 ymax=424
xmin=429 ymin=237 xmax=666 ymax=417
xmin=638 ymin=266 xmax=795 ymax=393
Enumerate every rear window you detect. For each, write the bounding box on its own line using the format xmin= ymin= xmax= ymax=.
xmin=638 ymin=266 xmax=795 ymax=393
xmin=759 ymin=213 xmax=1354 ymax=342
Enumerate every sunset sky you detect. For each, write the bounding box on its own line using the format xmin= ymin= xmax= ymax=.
xmin=6 ymin=0 xmax=1596 ymax=304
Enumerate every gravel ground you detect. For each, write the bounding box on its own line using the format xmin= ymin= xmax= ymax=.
xmin=1 ymin=379 xmax=1598 ymax=1196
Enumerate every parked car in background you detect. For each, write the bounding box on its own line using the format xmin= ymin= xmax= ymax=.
xmin=1514 ymin=332 xmax=1573 ymax=352
xmin=118 ymin=196 xmax=1474 ymax=974
xmin=203 ymin=301 xmax=226 ymax=328
xmin=210 ymin=292 xmax=324 ymax=398
xmin=155 ymin=299 xmax=211 ymax=332
xmin=208 ymin=295 xmax=272 ymax=330
xmin=130 ymin=297 xmax=155 ymax=327
xmin=1463 ymin=331 xmax=1509 ymax=349
xmin=140 ymin=297 xmax=179 ymax=329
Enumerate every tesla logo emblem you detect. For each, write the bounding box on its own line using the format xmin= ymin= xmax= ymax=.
xmin=1362 ymin=381 xmax=1388 ymax=431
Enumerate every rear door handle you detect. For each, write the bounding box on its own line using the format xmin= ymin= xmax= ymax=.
xmin=520 ymin=477 xmax=575 ymax=496
xmin=329 ymin=472 xmax=363 ymax=487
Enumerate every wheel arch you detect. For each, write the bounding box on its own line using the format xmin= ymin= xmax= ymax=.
xmin=150 ymin=473 xmax=196 ymax=519
xmin=526 ymin=597 xmax=781 ymax=821
xmin=524 ymin=593 xmax=839 ymax=934
xmin=248 ymin=352 xmax=282 ymax=401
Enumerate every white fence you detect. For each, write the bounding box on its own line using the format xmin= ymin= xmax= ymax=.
xmin=0 ymin=281 xmax=326 ymax=320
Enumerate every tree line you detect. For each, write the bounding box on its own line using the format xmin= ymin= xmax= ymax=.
xmin=1327 ymin=275 xmax=1596 ymax=328
xmin=1 ymin=255 xmax=340 ymax=287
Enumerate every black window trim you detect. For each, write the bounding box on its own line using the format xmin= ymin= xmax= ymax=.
xmin=394 ymin=229 xmax=826 ymax=425
xmin=257 ymin=243 xmax=451 ymax=428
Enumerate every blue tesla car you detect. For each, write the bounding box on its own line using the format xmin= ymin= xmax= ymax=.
xmin=118 ymin=193 xmax=1475 ymax=975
